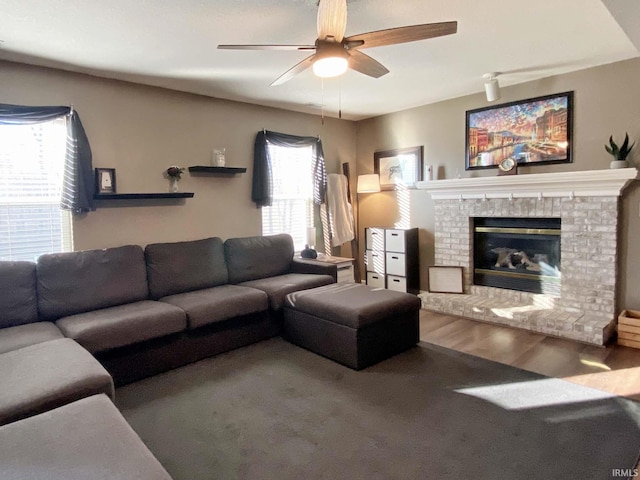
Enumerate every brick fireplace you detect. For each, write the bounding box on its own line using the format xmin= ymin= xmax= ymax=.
xmin=416 ymin=168 xmax=637 ymax=345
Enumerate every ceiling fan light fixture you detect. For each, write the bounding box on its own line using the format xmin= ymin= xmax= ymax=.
xmin=313 ymin=56 xmax=349 ymax=78
xmin=312 ymin=41 xmax=349 ymax=78
xmin=483 ymin=73 xmax=501 ymax=102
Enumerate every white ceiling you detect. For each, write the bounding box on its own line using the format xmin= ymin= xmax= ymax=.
xmin=0 ymin=0 xmax=638 ymax=121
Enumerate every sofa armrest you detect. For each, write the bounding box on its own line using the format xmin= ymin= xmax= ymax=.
xmin=290 ymin=258 xmax=338 ymax=282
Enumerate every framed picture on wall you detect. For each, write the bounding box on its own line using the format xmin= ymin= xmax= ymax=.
xmin=95 ymin=168 xmax=116 ymax=194
xmin=374 ymin=146 xmax=423 ymax=190
xmin=465 ymin=91 xmax=573 ymax=170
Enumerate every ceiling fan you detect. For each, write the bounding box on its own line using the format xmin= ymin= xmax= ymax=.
xmin=218 ymin=0 xmax=457 ymax=86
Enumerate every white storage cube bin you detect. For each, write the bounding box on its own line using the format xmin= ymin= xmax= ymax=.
xmin=387 ymin=275 xmax=407 ymax=292
xmin=366 ymin=272 xmax=385 ymax=288
xmin=385 ymin=252 xmax=406 ymax=276
xmin=385 ymin=229 xmax=406 ymax=253
xmin=366 ymin=250 xmax=386 ymax=274
xmin=366 ymin=228 xmax=385 ymax=251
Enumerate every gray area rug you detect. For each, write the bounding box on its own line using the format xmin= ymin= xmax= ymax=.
xmin=116 ymin=338 xmax=640 ymax=480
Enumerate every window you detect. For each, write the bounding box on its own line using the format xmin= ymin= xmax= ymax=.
xmin=261 ymin=144 xmax=314 ymax=251
xmin=0 ymin=117 xmax=73 ymax=261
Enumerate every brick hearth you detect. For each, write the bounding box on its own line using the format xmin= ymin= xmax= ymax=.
xmin=416 ymin=169 xmax=637 ymax=345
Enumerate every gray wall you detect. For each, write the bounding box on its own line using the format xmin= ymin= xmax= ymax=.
xmin=0 ymin=61 xmax=357 ymax=251
xmin=3 ymin=57 xmax=640 ymax=310
xmin=356 ymin=58 xmax=640 ymax=310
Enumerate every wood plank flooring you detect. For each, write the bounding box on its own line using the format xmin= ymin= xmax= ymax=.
xmin=420 ymin=310 xmax=640 ymax=400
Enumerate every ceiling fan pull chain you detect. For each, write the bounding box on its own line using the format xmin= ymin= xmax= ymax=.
xmin=339 ymin=78 xmax=342 ymax=119
xmin=321 ymin=78 xmax=325 ymax=125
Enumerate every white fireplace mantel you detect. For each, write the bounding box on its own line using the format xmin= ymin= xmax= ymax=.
xmin=416 ymin=168 xmax=638 ymax=200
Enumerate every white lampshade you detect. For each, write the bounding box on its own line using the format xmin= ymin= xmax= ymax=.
xmin=306 ymin=227 xmax=316 ymax=246
xmin=483 ymin=73 xmax=501 ymax=102
xmin=357 ymin=174 xmax=381 ymax=193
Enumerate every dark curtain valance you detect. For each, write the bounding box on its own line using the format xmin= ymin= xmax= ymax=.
xmin=252 ymin=130 xmax=327 ymax=208
xmin=0 ymin=105 xmax=70 ymax=124
xmin=0 ymin=103 xmax=94 ymax=213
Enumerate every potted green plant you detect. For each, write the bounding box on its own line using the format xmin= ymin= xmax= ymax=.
xmin=605 ymin=133 xmax=635 ymax=169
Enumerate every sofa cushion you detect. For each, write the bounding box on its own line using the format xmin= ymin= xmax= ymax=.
xmin=55 ymin=300 xmax=187 ymax=354
xmin=240 ymin=273 xmax=334 ymax=311
xmin=0 ymin=261 xmax=39 ymax=328
xmin=0 ymin=394 xmax=172 ymax=480
xmin=0 ymin=322 xmax=64 ymax=355
xmin=225 ymin=234 xmax=294 ymax=284
xmin=160 ymin=284 xmax=268 ymax=330
xmin=145 ymin=237 xmax=228 ymax=299
xmin=37 ymin=245 xmax=150 ymax=321
xmin=0 ymin=338 xmax=114 ymax=426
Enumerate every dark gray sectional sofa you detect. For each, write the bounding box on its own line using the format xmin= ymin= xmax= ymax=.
xmin=0 ymin=233 xmax=336 ymax=479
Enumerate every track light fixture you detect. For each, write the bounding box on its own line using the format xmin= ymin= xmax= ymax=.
xmin=483 ymin=73 xmax=501 ymax=102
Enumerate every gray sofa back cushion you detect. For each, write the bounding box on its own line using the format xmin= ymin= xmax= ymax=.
xmin=36 ymin=245 xmax=149 ymax=321
xmin=145 ymin=237 xmax=228 ymax=299
xmin=0 ymin=261 xmax=39 ymax=328
xmin=225 ymin=234 xmax=294 ymax=284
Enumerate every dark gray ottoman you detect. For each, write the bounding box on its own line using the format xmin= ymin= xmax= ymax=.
xmin=283 ymin=283 xmax=421 ymax=370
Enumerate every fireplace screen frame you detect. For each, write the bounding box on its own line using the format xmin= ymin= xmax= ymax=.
xmin=473 ymin=217 xmax=561 ymax=295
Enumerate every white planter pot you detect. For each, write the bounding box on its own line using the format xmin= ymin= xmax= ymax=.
xmin=610 ymin=160 xmax=629 ymax=169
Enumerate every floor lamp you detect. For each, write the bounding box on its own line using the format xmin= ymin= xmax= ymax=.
xmin=356 ymin=174 xmax=381 ymax=282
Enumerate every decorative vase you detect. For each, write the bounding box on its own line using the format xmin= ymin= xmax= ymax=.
xmin=169 ymin=177 xmax=179 ymax=192
xmin=610 ymin=160 xmax=629 ymax=169
xmin=300 ymin=245 xmax=317 ymax=259
xmin=213 ymin=148 xmax=226 ymax=167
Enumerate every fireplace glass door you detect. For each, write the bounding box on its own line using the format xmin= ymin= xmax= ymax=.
xmin=473 ymin=217 xmax=561 ymax=295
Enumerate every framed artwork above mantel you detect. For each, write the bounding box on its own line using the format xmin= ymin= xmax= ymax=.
xmin=465 ymin=91 xmax=573 ymax=170
xmin=374 ymin=146 xmax=423 ymax=190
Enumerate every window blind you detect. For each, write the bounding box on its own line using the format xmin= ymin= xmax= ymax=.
xmin=261 ymin=144 xmax=314 ymax=251
xmin=0 ymin=118 xmax=73 ymax=261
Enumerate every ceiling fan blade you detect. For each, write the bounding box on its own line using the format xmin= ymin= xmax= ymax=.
xmin=218 ymin=44 xmax=316 ymax=51
xmin=317 ymin=0 xmax=347 ymax=42
xmin=271 ymin=54 xmax=316 ymax=86
xmin=344 ymin=21 xmax=457 ymax=49
xmin=348 ymin=50 xmax=389 ymax=78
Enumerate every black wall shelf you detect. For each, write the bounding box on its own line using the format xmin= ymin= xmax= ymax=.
xmin=93 ymin=192 xmax=194 ymax=200
xmin=188 ymin=166 xmax=247 ymax=174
